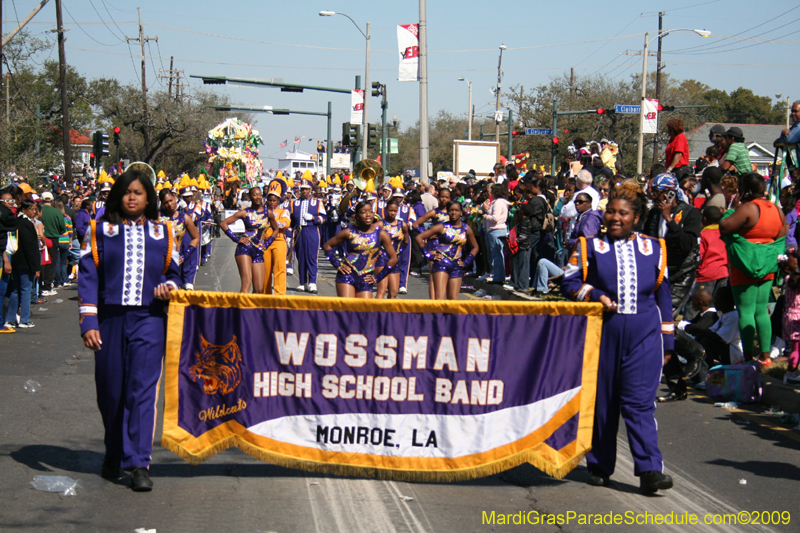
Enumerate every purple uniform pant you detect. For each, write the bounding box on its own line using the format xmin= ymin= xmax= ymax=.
xmin=397 ymin=243 xmax=411 ymax=289
xmin=95 ymin=303 xmax=167 ymax=469
xmin=586 ymin=305 xmax=664 ymax=477
xmin=296 ymin=226 xmax=320 ymax=285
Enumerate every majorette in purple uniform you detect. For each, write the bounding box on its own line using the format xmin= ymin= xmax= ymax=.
xmin=323 ymin=200 xmax=398 ymax=298
xmin=411 ymin=186 xmax=452 ymax=299
xmin=220 ymin=186 xmax=267 ymax=293
xmin=157 ymin=188 xmax=200 ymax=289
xmin=561 ymin=184 xmax=675 ymax=495
xmin=386 ymin=188 xmax=416 ymax=294
xmin=415 ymin=200 xmax=478 ymax=300
xmin=290 ymin=173 xmax=327 ymax=293
xmin=375 ymin=198 xmax=409 ymax=299
xmin=78 ymin=169 xmax=182 ymax=492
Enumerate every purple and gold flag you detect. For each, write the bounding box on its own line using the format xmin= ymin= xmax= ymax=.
xmin=162 ymin=291 xmax=602 ymax=481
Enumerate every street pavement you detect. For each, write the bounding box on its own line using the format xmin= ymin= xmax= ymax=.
xmin=1 ymin=238 xmax=799 ymax=532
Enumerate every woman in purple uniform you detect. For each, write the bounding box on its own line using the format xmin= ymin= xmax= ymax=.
xmin=561 ymin=182 xmax=675 ymax=495
xmin=415 ymin=201 xmax=479 ymax=300
xmin=323 ymin=201 xmax=398 ymax=298
xmin=78 ymin=169 xmax=182 ymax=492
xmin=220 ymin=187 xmax=267 ymax=293
xmin=158 ymin=189 xmax=200 ymax=289
xmin=375 ymin=199 xmax=408 ymax=299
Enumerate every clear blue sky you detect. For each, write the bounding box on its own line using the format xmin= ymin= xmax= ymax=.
xmin=6 ymin=0 xmax=799 ymax=167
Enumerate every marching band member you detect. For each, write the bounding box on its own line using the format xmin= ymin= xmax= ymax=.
xmin=323 ymin=200 xmax=398 ymax=298
xmin=375 ymin=184 xmax=393 ymax=219
xmin=374 ymin=199 xmax=408 ymax=299
xmin=259 ymin=179 xmax=292 ymax=295
xmin=412 ymin=186 xmax=452 ymax=299
xmin=158 ymin=189 xmax=200 ymax=290
xmin=93 ymin=179 xmax=113 ymax=219
xmin=415 ymin=201 xmax=478 ymax=300
xmin=280 ymin=187 xmax=295 ymax=277
xmin=78 ymin=169 xmax=182 ymax=492
xmin=290 ymin=174 xmax=327 ymax=293
xmin=561 ymin=183 xmax=674 ymax=494
xmin=392 ymin=188 xmax=415 ymax=295
xmin=220 ymin=187 xmax=267 ymax=293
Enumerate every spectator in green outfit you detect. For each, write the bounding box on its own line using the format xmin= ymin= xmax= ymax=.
xmin=721 ymin=127 xmax=753 ymax=176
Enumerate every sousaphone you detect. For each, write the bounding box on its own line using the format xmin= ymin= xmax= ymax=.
xmin=338 ymin=158 xmax=384 ymax=217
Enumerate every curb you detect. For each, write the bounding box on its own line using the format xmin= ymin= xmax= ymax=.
xmin=761 ymin=374 xmax=800 ymax=414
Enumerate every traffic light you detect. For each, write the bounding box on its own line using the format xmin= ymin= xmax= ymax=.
xmin=367 ymin=124 xmax=379 ymax=148
xmin=563 ymin=128 xmax=570 ymax=134
xmin=342 ymin=122 xmax=351 ymax=146
xmin=371 ymin=81 xmax=384 ymax=97
xmin=551 ymin=137 xmax=560 ymax=157
xmin=348 ymin=123 xmax=361 ymax=148
xmin=89 ymin=153 xmax=95 ymax=168
xmin=113 ymin=126 xmax=121 ymax=146
xmin=94 ymin=131 xmax=110 ymax=157
xmin=596 ymin=108 xmax=604 ymax=114
xmin=657 ymin=104 xmax=675 ymax=112
xmin=511 ymin=130 xmax=526 ymax=137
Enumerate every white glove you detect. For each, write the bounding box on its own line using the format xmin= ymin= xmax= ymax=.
xmin=303 ymin=213 xmax=314 ymax=221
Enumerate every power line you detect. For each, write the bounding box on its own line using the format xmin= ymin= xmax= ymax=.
xmin=574 ymin=14 xmax=641 ymax=68
xmin=146 ymin=41 xmax=162 ymax=88
xmin=667 ymin=5 xmax=800 ymax=54
xmin=100 ymin=0 xmax=129 ymax=40
xmin=62 ymin=1 xmax=120 ymax=47
xmin=87 ymin=0 xmax=125 ymax=42
xmin=126 ymin=41 xmax=140 ymax=82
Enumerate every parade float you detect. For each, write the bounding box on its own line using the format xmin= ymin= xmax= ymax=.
xmin=203 ymin=118 xmax=263 ymax=187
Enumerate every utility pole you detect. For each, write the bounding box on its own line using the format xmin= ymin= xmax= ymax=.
xmin=55 ymin=0 xmax=72 ymax=183
xmin=652 ymin=11 xmax=663 ymax=168
xmin=127 ymin=8 xmax=157 ymax=161
xmin=380 ymin=85 xmax=388 ymax=173
xmin=419 ymin=0 xmax=429 ymax=183
xmin=494 ymin=45 xmax=506 ymax=145
xmin=159 ymin=57 xmax=185 ymax=103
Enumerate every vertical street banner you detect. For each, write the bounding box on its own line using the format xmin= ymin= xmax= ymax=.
xmin=162 ymin=291 xmax=602 ymax=481
xmin=350 ymin=90 xmax=364 ymax=124
xmin=397 ymin=24 xmax=420 ymax=82
xmin=643 ymin=98 xmax=659 ymax=134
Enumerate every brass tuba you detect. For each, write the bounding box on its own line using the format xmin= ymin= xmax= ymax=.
xmin=338 ymin=159 xmax=384 ymax=217
xmin=352 ymin=158 xmax=384 ymax=191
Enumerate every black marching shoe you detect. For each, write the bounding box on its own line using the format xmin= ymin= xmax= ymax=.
xmin=130 ymin=467 xmax=153 ymax=492
xmin=100 ymin=456 xmax=120 ymax=479
xmin=589 ymin=474 xmax=611 ymax=487
xmin=639 ymin=471 xmax=673 ymax=495
xmin=657 ymin=391 xmax=687 ymax=403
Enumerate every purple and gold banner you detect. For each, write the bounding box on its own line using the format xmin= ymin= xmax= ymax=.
xmin=162 ymin=291 xmax=602 ymax=481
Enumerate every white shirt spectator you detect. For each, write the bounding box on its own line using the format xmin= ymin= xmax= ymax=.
xmin=709 ymin=310 xmax=744 ymax=365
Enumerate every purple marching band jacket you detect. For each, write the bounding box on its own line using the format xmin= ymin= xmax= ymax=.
xmin=77 ymin=218 xmax=182 ymax=335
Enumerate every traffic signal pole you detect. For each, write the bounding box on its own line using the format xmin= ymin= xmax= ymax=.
xmin=550 ymin=99 xmax=608 ymax=175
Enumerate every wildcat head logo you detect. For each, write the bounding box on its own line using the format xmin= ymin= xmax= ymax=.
xmin=189 ymin=336 xmax=243 ymax=395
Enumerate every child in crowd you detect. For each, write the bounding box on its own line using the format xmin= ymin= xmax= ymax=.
xmin=780 ymin=252 xmax=800 ymax=385
xmin=695 ymin=206 xmax=728 ymax=298
xmin=692 ymin=286 xmax=744 ymax=367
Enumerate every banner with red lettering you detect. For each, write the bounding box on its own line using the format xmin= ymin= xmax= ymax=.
xmin=162 ymin=291 xmax=602 ymax=481
xmin=397 ymin=24 xmax=419 ymax=81
xmin=643 ymin=98 xmax=659 ymax=134
xmin=350 ymin=90 xmax=364 ymax=124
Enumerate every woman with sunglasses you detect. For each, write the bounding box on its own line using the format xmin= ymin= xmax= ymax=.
xmin=567 ymin=192 xmax=603 ymax=251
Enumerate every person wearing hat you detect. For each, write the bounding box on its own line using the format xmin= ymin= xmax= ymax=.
xmin=40 ymin=191 xmax=66 ymax=296
xmin=720 ymin=127 xmax=752 ymax=176
xmin=643 ymin=173 xmax=702 ymax=332
xmin=259 ymin=179 xmax=292 ymax=295
xmin=375 ymin=184 xmax=393 ymax=220
xmin=290 ymin=172 xmax=327 ymax=293
xmin=95 ymin=182 xmax=113 ymax=219
xmin=708 ymin=124 xmax=727 ymax=156
xmin=388 ymin=187 xmax=415 ymax=294
xmin=17 ymin=182 xmax=35 ymax=201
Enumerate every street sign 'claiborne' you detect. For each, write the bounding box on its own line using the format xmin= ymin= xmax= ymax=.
xmin=525 ymin=128 xmax=553 ymax=135
xmin=162 ymin=291 xmax=602 ymax=481
xmin=614 ymin=105 xmax=640 ymax=114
